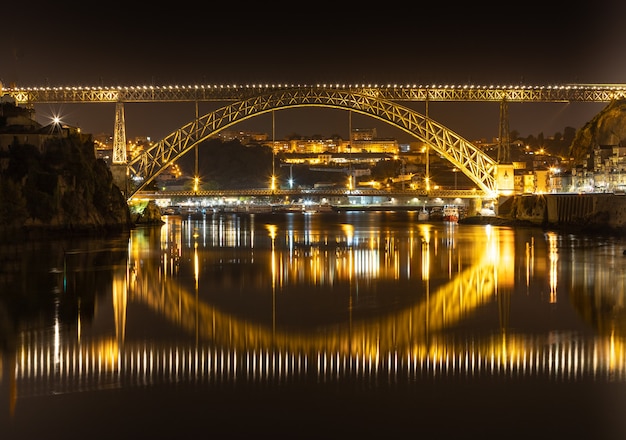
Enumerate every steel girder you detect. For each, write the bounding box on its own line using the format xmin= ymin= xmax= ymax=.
xmin=127 ymin=88 xmax=498 ymax=197
xmin=113 ymin=103 xmax=127 ymax=163
xmin=135 ymin=188 xmax=484 ymax=199
xmin=5 ymin=83 xmax=626 ymax=104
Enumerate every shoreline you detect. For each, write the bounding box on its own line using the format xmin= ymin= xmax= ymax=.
xmin=459 ymin=214 xmax=626 ymax=237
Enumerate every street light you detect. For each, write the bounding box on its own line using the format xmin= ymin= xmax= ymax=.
xmin=270 ymin=175 xmax=277 ymax=192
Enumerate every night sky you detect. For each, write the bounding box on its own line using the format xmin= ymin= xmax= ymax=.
xmin=2 ymin=2 xmax=625 ymax=143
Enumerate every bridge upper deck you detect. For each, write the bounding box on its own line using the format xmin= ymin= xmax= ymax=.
xmin=4 ymin=83 xmax=626 ymax=104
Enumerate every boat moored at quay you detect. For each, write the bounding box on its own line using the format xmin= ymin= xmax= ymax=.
xmin=442 ymin=205 xmax=460 ymax=223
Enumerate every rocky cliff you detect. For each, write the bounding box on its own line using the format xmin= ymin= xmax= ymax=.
xmin=132 ymin=200 xmax=164 ymax=225
xmin=570 ymin=99 xmax=626 ymax=163
xmin=0 ymin=134 xmax=132 ymax=240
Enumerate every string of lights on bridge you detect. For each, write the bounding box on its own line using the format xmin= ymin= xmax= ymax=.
xmin=6 ymin=82 xmax=625 ymax=108
xmin=6 ymin=83 xmax=626 ymax=91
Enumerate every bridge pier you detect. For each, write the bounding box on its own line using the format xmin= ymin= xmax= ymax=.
xmin=110 ymin=164 xmax=129 ymax=197
xmin=468 ymin=198 xmax=482 ymax=216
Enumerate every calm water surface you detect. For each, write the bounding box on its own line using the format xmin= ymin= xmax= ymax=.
xmin=1 ymin=211 xmax=626 ymax=439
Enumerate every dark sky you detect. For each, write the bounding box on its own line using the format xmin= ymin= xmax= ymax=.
xmin=2 ymin=3 xmax=625 ymax=143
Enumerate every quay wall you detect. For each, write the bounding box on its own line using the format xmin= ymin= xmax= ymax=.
xmin=507 ymin=193 xmax=626 ymax=232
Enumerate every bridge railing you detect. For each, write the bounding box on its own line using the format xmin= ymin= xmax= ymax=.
xmin=132 ymin=188 xmax=486 ymax=200
xmin=5 ymin=83 xmax=626 ymax=104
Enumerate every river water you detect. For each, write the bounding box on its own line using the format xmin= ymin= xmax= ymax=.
xmin=1 ymin=211 xmax=626 ymax=439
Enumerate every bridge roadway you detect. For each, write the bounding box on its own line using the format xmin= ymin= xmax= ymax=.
xmin=133 ymin=187 xmax=484 ymax=200
xmin=5 ymin=82 xmax=626 ymax=104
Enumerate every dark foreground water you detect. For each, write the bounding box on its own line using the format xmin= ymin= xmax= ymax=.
xmin=1 ymin=211 xmax=626 ymax=439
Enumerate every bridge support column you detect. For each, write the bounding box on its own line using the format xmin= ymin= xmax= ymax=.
xmin=113 ymin=102 xmax=127 ymax=164
xmin=498 ymin=99 xmax=510 ymax=163
xmin=468 ymin=198 xmax=482 ymax=216
xmin=110 ymin=164 xmax=129 ymax=198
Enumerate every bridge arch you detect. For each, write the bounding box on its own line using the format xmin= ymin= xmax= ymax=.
xmin=127 ymin=88 xmax=498 ymax=197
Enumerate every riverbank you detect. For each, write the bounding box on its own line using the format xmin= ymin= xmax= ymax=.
xmin=461 ymin=193 xmax=626 ymax=236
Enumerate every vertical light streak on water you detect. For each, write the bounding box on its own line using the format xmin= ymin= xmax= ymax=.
xmin=143 ymin=345 xmax=148 ymax=385
xmin=192 ymin=348 xmax=197 ymax=383
xmin=245 ymin=351 xmax=250 ymax=381
xmin=566 ymin=341 xmax=572 ymax=380
xmin=593 ymin=343 xmax=599 ymax=380
xmin=232 ymin=350 xmax=239 ymax=381
xmin=548 ymin=233 xmax=558 ymax=304
xmin=574 ymin=341 xmax=579 ymax=381
xmin=200 ymin=348 xmax=204 ymax=380
xmin=220 ymin=348 xmax=225 ymax=381
xmin=318 ymin=351 xmax=323 ymax=382
xmin=252 ymin=350 xmax=256 ymax=382
xmin=70 ymin=346 xmax=75 ymax=385
xmin=369 ymin=344 xmax=380 ymax=378
xmin=78 ymin=343 xmax=83 ymax=384
xmin=96 ymin=345 xmax=101 ymax=384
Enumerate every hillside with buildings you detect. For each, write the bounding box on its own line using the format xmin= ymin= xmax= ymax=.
xmin=569 ymin=98 xmax=626 ymax=173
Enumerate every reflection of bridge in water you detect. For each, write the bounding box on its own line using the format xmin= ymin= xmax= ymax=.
xmin=6 ymin=224 xmax=626 ymax=402
xmin=12 ymin=330 xmax=626 ymax=399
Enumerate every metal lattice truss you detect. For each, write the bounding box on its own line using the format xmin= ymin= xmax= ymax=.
xmin=112 ymin=102 xmax=127 ymax=163
xmin=127 ymin=88 xmax=498 ymax=197
xmin=6 ymin=83 xmax=626 ymax=104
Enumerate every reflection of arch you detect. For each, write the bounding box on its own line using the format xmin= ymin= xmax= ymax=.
xmin=127 ymin=88 xmax=497 ymax=197
xmin=129 ymin=241 xmax=496 ymax=354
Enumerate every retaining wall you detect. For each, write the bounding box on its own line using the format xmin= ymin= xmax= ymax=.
xmin=509 ymin=193 xmax=626 ymax=231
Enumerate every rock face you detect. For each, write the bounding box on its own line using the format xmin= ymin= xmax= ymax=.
xmin=133 ymin=200 xmax=164 ymax=225
xmin=570 ymin=99 xmax=626 ymax=163
xmin=0 ymin=134 xmax=132 ymax=239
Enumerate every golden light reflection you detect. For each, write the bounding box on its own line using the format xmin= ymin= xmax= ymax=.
xmin=11 ymin=333 xmax=626 ymax=396
xmin=419 ymin=224 xmax=431 ymax=281
xmin=267 ymin=224 xmax=278 ymax=334
xmin=9 ymin=214 xmax=626 ymax=402
xmin=497 ymin=228 xmax=515 ymax=289
xmin=112 ymin=274 xmax=127 ymax=346
xmin=547 ymin=232 xmax=558 ymax=303
xmin=525 ymin=240 xmax=532 ymax=289
xmin=194 ymin=241 xmax=199 ymax=288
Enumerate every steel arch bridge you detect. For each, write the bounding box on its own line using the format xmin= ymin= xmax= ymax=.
xmin=127 ymin=88 xmax=498 ymax=199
